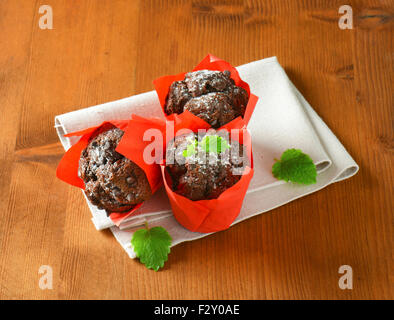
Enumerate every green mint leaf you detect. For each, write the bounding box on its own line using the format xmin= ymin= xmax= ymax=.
xmin=182 ymin=140 xmax=198 ymax=158
xmin=200 ymin=135 xmax=230 ymax=153
xmin=131 ymin=225 xmax=172 ymax=271
xmin=272 ymin=149 xmax=317 ymax=185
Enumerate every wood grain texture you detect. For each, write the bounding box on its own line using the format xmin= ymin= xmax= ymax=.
xmin=0 ymin=0 xmax=392 ymax=300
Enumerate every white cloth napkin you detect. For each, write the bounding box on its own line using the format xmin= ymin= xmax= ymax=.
xmin=55 ymin=57 xmax=358 ymax=258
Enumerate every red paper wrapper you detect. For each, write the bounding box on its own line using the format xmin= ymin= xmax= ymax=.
xmin=162 ymin=126 xmax=254 ymax=233
xmin=153 ymin=54 xmax=259 ymax=129
xmin=56 ymin=120 xmax=161 ymax=226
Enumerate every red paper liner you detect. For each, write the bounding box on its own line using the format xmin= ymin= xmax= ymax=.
xmin=153 ymin=54 xmax=259 ymax=130
xmin=161 ymin=126 xmax=254 ymax=233
xmin=56 ymin=120 xmax=161 ymax=226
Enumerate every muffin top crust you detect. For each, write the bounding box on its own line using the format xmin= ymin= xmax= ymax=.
xmin=165 ymin=70 xmax=249 ymax=128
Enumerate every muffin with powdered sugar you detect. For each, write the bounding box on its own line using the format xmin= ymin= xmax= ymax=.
xmin=164 ymin=70 xmax=249 ymax=128
xmin=165 ymin=129 xmax=247 ymax=201
xmin=78 ymin=125 xmax=151 ymax=214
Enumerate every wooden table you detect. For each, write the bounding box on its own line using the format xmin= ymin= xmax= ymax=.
xmin=0 ymin=0 xmax=392 ymax=300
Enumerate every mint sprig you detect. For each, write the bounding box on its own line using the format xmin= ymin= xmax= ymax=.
xmin=200 ymin=135 xmax=230 ymax=153
xmin=131 ymin=223 xmax=172 ymax=271
xmin=182 ymin=135 xmax=230 ymax=158
xmin=182 ymin=139 xmax=198 ymax=158
xmin=272 ymin=149 xmax=317 ymax=185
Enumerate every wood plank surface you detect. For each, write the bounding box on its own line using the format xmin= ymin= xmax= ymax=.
xmin=0 ymin=0 xmax=392 ymax=300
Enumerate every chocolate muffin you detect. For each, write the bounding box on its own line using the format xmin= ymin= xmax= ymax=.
xmin=164 ymin=70 xmax=249 ymax=128
xmin=78 ymin=125 xmax=152 ymax=214
xmin=165 ymin=129 xmax=247 ymax=201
